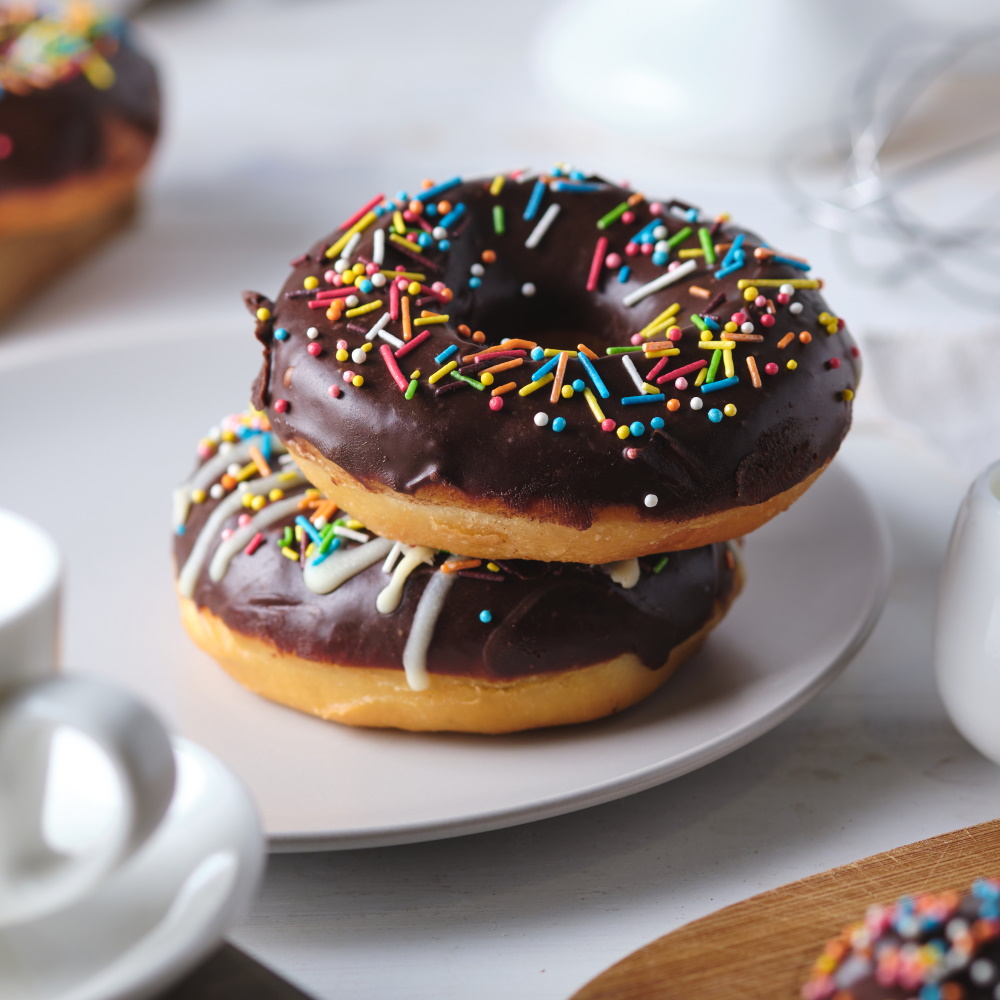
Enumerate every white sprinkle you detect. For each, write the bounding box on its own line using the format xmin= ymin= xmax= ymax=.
xmin=219 ymin=441 xmax=233 ymax=454
xmin=779 ymin=283 xmax=795 ymax=296
xmin=313 ymin=517 xmax=328 ymax=530
xmin=741 ymin=322 xmax=755 ymax=334
xmin=620 ymin=354 xmax=646 ymax=393
xmin=601 ymin=558 xmax=641 ymax=589
xmin=622 ymin=259 xmax=698 ymax=307
xmin=690 ymin=397 xmax=704 ymax=410
xmin=378 ymin=329 xmax=405 ymax=349
xmin=524 ymin=202 xmax=561 ymax=249
xmin=345 ymin=295 xmax=359 ymax=308
xmin=652 ymin=225 xmax=667 ymax=240
xmin=644 ymin=494 xmax=658 ymax=507
xmin=372 ymin=228 xmax=385 ymax=265
xmin=306 ymin=326 xmax=319 ymax=339
xmin=470 ymin=263 xmax=485 ymax=277
xmin=351 ymin=348 xmax=367 ymax=364
xmin=333 ymin=259 xmax=349 ymax=274
xmin=382 ymin=541 xmax=402 ymax=575
xmin=226 ymin=463 xmax=241 ymax=477
xmin=339 ymin=231 xmax=361 ymax=260
xmin=365 ymin=312 xmax=392 ymax=342
xmin=371 ymin=272 xmax=387 ymax=288
xmin=654 ymin=240 xmax=669 ymax=254
xmin=209 ymin=484 xmax=224 ymax=500
xmin=534 ymin=412 xmax=549 ymax=427
xmin=432 ymin=226 xmax=447 ymax=241
xmin=521 ymin=282 xmax=537 ymax=297
xmin=333 ymin=525 xmax=371 ymax=544
xmin=972 ymin=960 xmax=996 ymax=985
xmin=789 ymin=302 xmax=804 ymax=314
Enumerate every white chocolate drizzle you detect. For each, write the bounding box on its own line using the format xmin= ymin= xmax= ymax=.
xmin=600 ymin=557 xmax=640 ymax=589
xmin=177 ymin=468 xmax=306 ymax=598
xmin=208 ymin=496 xmax=304 ymax=583
xmin=302 ymin=537 xmax=394 ymax=595
xmin=401 ymin=570 xmax=455 ymax=691
xmin=376 ymin=544 xmax=436 ymax=614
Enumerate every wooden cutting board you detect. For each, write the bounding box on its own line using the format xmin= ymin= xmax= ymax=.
xmin=572 ymin=818 xmax=1000 ymax=1000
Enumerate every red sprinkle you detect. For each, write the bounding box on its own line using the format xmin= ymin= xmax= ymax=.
xmin=244 ymin=532 xmax=264 ymax=556
xmin=337 ymin=193 xmax=385 ymax=232
xmin=827 ymin=357 xmax=841 ymax=369
xmin=390 ymin=280 xmax=400 ymax=320
xmin=394 ymin=329 xmax=431 ymax=358
xmin=307 ymin=342 xmax=322 ymax=356
xmin=764 ymin=362 xmax=779 ymax=375
xmin=759 ymin=313 xmax=776 ymax=327
xmin=380 ymin=344 xmax=410 ymax=392
xmin=586 ymin=236 xmax=608 ymax=292
xmin=655 ymin=359 xmax=708 ymax=385
xmin=328 ymin=384 xmax=341 ymax=398
xmin=489 ymin=396 xmax=504 ymax=411
xmin=601 ymin=418 xmax=616 ymax=432
xmin=274 ymin=399 xmax=289 ymax=413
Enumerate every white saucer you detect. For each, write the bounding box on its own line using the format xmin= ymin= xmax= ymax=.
xmin=0 ymin=738 xmax=264 ymax=1000
xmin=0 ymin=335 xmax=890 ymax=852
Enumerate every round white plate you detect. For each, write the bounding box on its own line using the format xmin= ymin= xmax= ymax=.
xmin=0 ymin=737 xmax=264 ymax=1000
xmin=0 ymin=335 xmax=889 ymax=852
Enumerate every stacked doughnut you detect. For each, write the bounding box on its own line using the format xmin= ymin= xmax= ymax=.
xmin=174 ymin=167 xmax=859 ymax=733
xmin=0 ymin=3 xmax=159 ymax=318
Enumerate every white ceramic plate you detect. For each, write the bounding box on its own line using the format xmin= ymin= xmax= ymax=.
xmin=0 ymin=336 xmax=889 ymax=852
xmin=0 ymin=737 xmax=264 ymax=1000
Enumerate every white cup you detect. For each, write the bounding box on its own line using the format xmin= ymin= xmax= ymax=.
xmin=0 ymin=509 xmax=176 ymax=926
xmin=934 ymin=459 xmax=1000 ymax=762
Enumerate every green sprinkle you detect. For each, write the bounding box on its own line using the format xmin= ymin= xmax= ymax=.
xmin=405 ymin=378 xmax=418 ymax=399
xmin=653 ymin=554 xmax=670 ymax=573
xmin=691 ymin=315 xmax=709 ymax=332
xmin=596 ymin=201 xmax=630 ymax=230
xmin=706 ymin=348 xmax=722 ymax=383
xmin=450 ymin=372 xmax=486 ymax=390
xmin=493 ymin=205 xmax=505 ymax=235
xmin=665 ymin=226 xmax=692 ymax=249
xmin=605 ymin=345 xmax=644 ymax=355
xmin=698 ymin=227 xmax=717 ymax=265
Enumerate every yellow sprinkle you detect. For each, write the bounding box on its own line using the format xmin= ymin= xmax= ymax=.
xmin=407 ymin=281 xmax=422 ymax=295
xmin=325 ymin=211 xmax=377 ymax=258
xmin=304 ymin=276 xmax=319 ymax=290
xmin=256 ymin=307 xmax=271 ymax=321
xmin=642 ymin=383 xmax=659 ymax=395
xmin=636 ymin=303 xmax=681 ymax=340
xmin=694 ymin=366 xmax=709 ymax=387
xmin=251 ymin=495 xmax=266 ymax=512
xmin=235 ymin=462 xmax=258 ymax=483
xmin=393 ymin=211 xmax=406 ymax=235
xmin=841 ymin=388 xmax=855 ymax=401
xmin=390 ymin=233 xmax=423 ymax=254
xmin=786 ymin=359 xmax=798 ymax=370
xmin=352 ymin=375 xmax=365 ymax=387
xmin=542 ymin=348 xmax=578 ymax=357
xmin=82 ymin=53 xmax=115 ymax=89
xmin=487 ymin=562 xmax=500 ymax=572
xmin=743 ymin=287 xmax=759 ymax=301
xmin=644 ymin=349 xmax=680 ymax=359
xmin=698 ymin=340 xmax=736 ymax=350
xmin=294 ymin=525 xmax=303 ymax=542
xmin=352 ymin=263 xmax=365 ymax=276
xmin=362 ymin=342 xmax=373 ymax=352
xmin=378 ymin=271 xmax=426 ymax=281
xmin=340 ymin=273 xmax=356 ymax=287
xmin=561 ymin=385 xmax=574 ymax=399
xmin=480 ymin=372 xmax=495 ymax=385
xmin=305 ymin=543 xmax=315 ymax=558
xmin=428 ymin=361 xmax=458 ymax=384
xmin=817 ymin=312 xmax=832 ymax=323
xmin=616 ymin=425 xmax=630 ymax=440
xmin=677 ymin=249 xmax=704 ymax=258
xmin=737 ymin=278 xmax=820 ymax=289
xmin=723 ymin=349 xmax=735 ymax=379
xmin=582 ymin=387 xmax=605 ymax=423
xmin=336 ymin=349 xmax=349 ymax=362
xmin=242 ymin=493 xmax=254 ymax=509
xmin=304 ymin=488 xmax=320 ymax=499
xmin=281 ymin=546 xmax=299 ymax=561
xmin=413 ymin=315 xmax=450 ymax=327
xmin=518 ymin=373 xmax=554 ymax=396
xmin=268 ymin=489 xmax=285 ymax=502
xmin=700 ymin=331 xmax=712 ymax=342
xmin=221 ymin=429 xmax=237 ymax=443
xmin=345 ymin=299 xmax=383 ymax=318
xmin=724 ymin=322 xmax=738 ymax=333
xmin=191 ymin=488 xmax=206 ymax=504
xmin=723 ymin=403 xmax=737 ymax=417
xmin=490 ymin=175 xmax=505 ymax=196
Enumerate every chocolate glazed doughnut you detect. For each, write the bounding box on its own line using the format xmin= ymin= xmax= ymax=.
xmin=248 ymin=170 xmax=859 ymax=563
xmin=173 ymin=413 xmax=742 ymax=733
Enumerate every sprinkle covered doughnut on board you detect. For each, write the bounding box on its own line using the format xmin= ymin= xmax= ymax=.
xmin=248 ymin=167 xmax=859 ymax=563
xmin=173 ymin=412 xmax=742 ymax=734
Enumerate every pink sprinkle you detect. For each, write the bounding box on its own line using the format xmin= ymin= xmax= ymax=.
xmin=640 ymin=242 xmax=654 ymax=256
xmin=624 ymin=447 xmax=639 ymax=459
xmin=605 ymin=253 xmax=622 ymax=269
xmin=764 ymin=362 xmax=779 ymax=375
xmin=0 ymin=134 xmax=13 ymax=159
xmin=675 ymin=377 xmax=688 ymax=390
xmin=337 ymin=339 xmax=348 ymax=350
xmin=732 ymin=311 xmax=747 ymax=325
xmin=395 ymin=264 xmax=407 ymax=271
xmin=431 ymin=281 xmax=446 ymax=293
xmin=324 ymin=269 xmax=337 ymax=283
xmin=274 ymin=398 xmax=289 ymax=413
xmin=760 ymin=314 xmax=776 ymax=327
xmin=621 ymin=211 xmax=635 ymax=224
xmin=337 ymin=192 xmax=385 ymax=232
xmin=489 ymin=397 xmax=504 ymax=411
xmin=630 ymin=334 xmax=644 ymax=346
xmin=342 ymin=370 xmax=355 ymax=383
xmin=308 ymin=343 xmax=322 ymax=356
xmin=776 ymin=293 xmax=790 ymax=305
xmin=837 ymin=318 xmax=845 ymax=330
xmin=244 ymin=532 xmax=264 ymax=556
xmin=668 ymin=327 xmax=682 ymax=342
xmin=394 ymin=329 xmax=431 ymax=357
xmin=221 ymin=528 xmax=234 ymax=541
xmin=827 ymin=358 xmax=841 ymax=369
xmin=366 ymin=262 xmax=379 ymax=275
xmin=754 ymin=295 xmax=767 ymax=308
xmin=395 ymin=277 xmax=410 ymax=291
xmin=655 ymin=359 xmax=708 ymax=385
xmin=402 ymin=209 xmax=417 ymax=222
xmin=380 ymin=344 xmax=410 ymax=392
xmin=667 ymin=260 xmax=681 ymax=270
xmin=196 ymin=443 xmax=213 ymax=459
xmin=625 ymin=242 xmax=639 ymax=257
xmin=649 ymin=202 xmax=663 ymax=216
xmin=850 ymin=346 xmax=860 ymax=358
xmin=601 ymin=418 xmax=616 ymax=432
xmin=390 ymin=280 xmax=400 ymax=320
xmin=332 ymin=275 xmax=344 ymax=287
xmin=238 ymin=513 xmax=252 ymax=528
xmin=586 ymin=236 xmax=608 ymax=292
xmin=328 ymin=384 xmax=342 ymax=398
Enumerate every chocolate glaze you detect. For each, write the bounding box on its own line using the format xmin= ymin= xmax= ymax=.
xmin=174 ymin=448 xmax=738 ymax=681
xmin=0 ymin=25 xmax=159 ymax=193
xmin=251 ymin=176 xmax=860 ymax=530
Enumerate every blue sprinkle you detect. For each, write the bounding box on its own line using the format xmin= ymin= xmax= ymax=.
xmin=651 ymin=251 xmax=668 ymax=267
xmin=274 ymin=327 xmax=289 ymax=341
xmin=714 ymin=260 xmax=745 ymax=280
xmin=479 ymin=609 xmax=493 ymax=623
xmin=530 ymin=347 xmax=545 ymax=361
xmin=260 ymin=433 xmax=273 ymax=460
xmin=718 ymin=232 xmax=745 ymax=270
xmin=770 ymin=255 xmax=810 ymax=271
xmin=685 ymin=208 xmax=699 ymax=222
xmin=437 ymin=240 xmax=450 ymax=251
xmin=569 ymin=169 xmax=586 ymax=180
xmin=424 ymin=204 xmax=438 ymax=218
xmin=531 ymin=353 xmax=562 ymax=379
xmin=176 ymin=524 xmax=185 ymax=536
xmin=702 ymin=316 xmax=720 ymax=331
xmin=295 ymin=515 xmax=323 ymax=546
xmin=550 ymin=165 xmax=564 ymax=177
xmin=523 ymin=180 xmax=546 ymax=221
xmin=651 ymin=417 xmax=665 ymax=429
xmin=358 ymin=279 xmax=374 ymax=294
xmin=552 ymin=416 xmax=566 ymax=432
xmin=396 ymin=190 xmax=408 ymax=201
xmin=434 ymin=344 xmax=459 ymax=364
xmin=578 ymin=353 xmax=610 ymax=398
xmin=415 ymin=176 xmax=461 ymax=203
xmin=551 ymin=181 xmax=603 ymax=192
xmin=374 ymin=205 xmax=387 ymax=217
xmin=629 ymin=421 xmax=645 ymax=436
xmin=469 ymin=276 xmax=482 ymax=289
xmin=572 ymin=379 xmax=586 ymax=392
xmin=700 ymin=375 xmax=739 ymax=394
xmin=622 ymin=393 xmax=665 ymax=405
xmin=438 ymin=203 xmax=466 ymax=229
xmin=417 ymin=232 xmax=433 ymax=248
xmin=310 ymin=537 xmax=343 ymax=566
xmin=617 ymin=265 xmax=631 ymax=283
xmin=708 ymin=408 xmax=723 ymax=423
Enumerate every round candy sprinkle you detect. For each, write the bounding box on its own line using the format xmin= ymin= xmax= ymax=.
xmin=652 ymin=252 xmax=668 ymax=267
xmin=534 ymin=412 xmax=549 ymax=427
xmin=274 ymin=327 xmax=289 ymax=341
xmin=779 ymin=283 xmax=796 ymax=296
xmin=274 ymin=398 xmax=288 ymax=413
xmin=708 ymin=408 xmax=723 ymax=423
xmin=601 ymin=418 xmax=616 ymax=432
xmin=469 ymin=277 xmax=482 ymax=289
xmin=650 ymin=417 xmax=665 ymax=429
xmin=644 ymin=494 xmax=658 ymax=508
xmin=764 ymin=362 xmax=779 ymax=375
xmin=303 ymin=276 xmax=318 ymax=290
xmin=799 ymin=331 xmax=813 ymax=344
xmin=309 ymin=343 xmax=323 ymax=357
xmin=605 ymin=252 xmax=622 ymax=269
xmin=256 ymin=307 xmax=271 ymax=321
xmin=351 ymin=348 xmax=366 ymax=363
xmin=561 ymin=385 xmax=574 ymax=398
xmin=521 ymin=282 xmax=536 ymax=297
xmin=482 ymin=250 xmax=497 ymax=263
xmin=342 ymin=370 xmax=355 ymax=383
xmin=572 ymin=379 xmax=586 ymax=392
xmin=789 ymin=302 xmax=804 ymax=315
xmin=358 ymin=279 xmax=374 ymax=294
xmin=760 ymin=313 xmax=775 ymax=327
xmin=629 ymin=421 xmax=645 ymax=436
xmin=787 ymin=359 xmax=798 ymax=370
xmin=675 ymin=377 xmax=688 ymax=390
xmin=827 ymin=357 xmax=841 ymax=369
xmin=723 ymin=403 xmax=737 ymax=417
xmin=345 ymin=295 xmax=359 ymax=308
xmin=666 ymin=398 xmax=680 ymax=411
xmin=551 ymin=416 xmax=567 ymax=432
xmin=624 ymin=447 xmax=639 ymax=460
xmin=306 ymin=326 xmax=319 ymax=339
xmin=470 ymin=263 xmax=485 ymax=277
xmin=530 ymin=347 xmax=545 ymax=360
xmin=616 ymin=425 xmax=630 ymax=440
xmin=352 ymin=375 xmax=364 ymax=387
xmin=489 ymin=396 xmax=504 ymax=411
xmin=479 ymin=610 xmax=493 ymax=624
xmin=690 ymin=397 xmax=704 ymax=410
